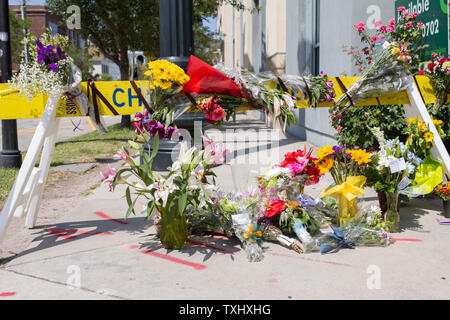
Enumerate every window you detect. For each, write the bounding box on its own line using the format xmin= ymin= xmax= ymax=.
xmin=48 ymin=22 xmax=58 ymax=35
xmin=101 ymin=64 xmax=109 ymax=74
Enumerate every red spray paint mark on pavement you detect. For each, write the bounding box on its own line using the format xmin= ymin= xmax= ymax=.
xmin=140 ymin=250 xmax=207 ymax=270
xmin=187 ymin=239 xmax=234 ymax=254
xmin=268 ymin=252 xmax=353 ymax=268
xmin=46 ymin=228 xmax=115 ymax=239
xmin=94 ymin=211 xmax=129 ymax=224
xmin=392 ymin=238 xmax=422 ymax=242
xmin=0 ymin=292 xmax=16 ymax=297
xmin=123 ymin=245 xmax=139 ymax=249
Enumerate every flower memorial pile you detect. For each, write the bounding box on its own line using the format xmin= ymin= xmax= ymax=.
xmin=104 ymin=135 xmax=395 ymax=262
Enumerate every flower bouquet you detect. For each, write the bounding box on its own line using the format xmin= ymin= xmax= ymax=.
xmin=107 ymin=137 xmax=217 ymax=249
xmin=316 ymin=205 xmax=391 ymax=254
xmin=334 ymin=9 xmax=425 ymax=110
xmin=422 ymin=52 xmax=450 ymax=112
xmin=142 ymin=59 xmax=191 ymax=128
xmin=257 ymin=148 xmax=322 ymax=200
xmin=405 ymin=117 xmax=444 ymax=196
xmin=365 ymin=127 xmax=423 ymax=232
xmin=215 ymin=65 xmax=336 ymax=131
xmin=434 ymin=182 xmax=450 ymax=218
xmin=315 ymin=145 xmax=373 ymax=226
xmin=10 ymin=33 xmax=71 ymax=101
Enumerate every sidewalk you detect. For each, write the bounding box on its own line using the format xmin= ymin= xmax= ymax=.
xmin=0 ymin=113 xmax=449 ymax=300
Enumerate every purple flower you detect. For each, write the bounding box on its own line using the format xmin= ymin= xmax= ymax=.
xmin=36 ymin=38 xmax=44 ymax=49
xmin=326 ymin=81 xmax=334 ymax=89
xmin=49 ymin=63 xmax=59 ymax=73
xmin=333 ymin=145 xmax=345 ymax=153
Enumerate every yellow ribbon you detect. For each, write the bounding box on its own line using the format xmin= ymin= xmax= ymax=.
xmin=321 ymin=176 xmax=367 ymax=226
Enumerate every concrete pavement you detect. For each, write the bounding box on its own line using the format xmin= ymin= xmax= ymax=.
xmin=0 ymin=113 xmax=449 ymax=300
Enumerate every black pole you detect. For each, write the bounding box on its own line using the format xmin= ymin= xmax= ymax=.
xmin=159 ymin=0 xmax=194 ymax=71
xmin=0 ymin=0 xmax=22 ymax=168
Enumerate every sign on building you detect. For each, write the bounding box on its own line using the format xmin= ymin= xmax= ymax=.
xmin=395 ymin=0 xmax=449 ymax=57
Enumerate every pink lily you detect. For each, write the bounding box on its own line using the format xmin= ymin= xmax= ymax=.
xmin=203 ymin=136 xmax=229 ymax=165
xmin=114 ymin=147 xmax=131 ymax=161
xmin=101 ymin=165 xmax=121 ymax=191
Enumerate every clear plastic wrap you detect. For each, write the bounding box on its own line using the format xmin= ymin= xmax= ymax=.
xmin=315 ymin=205 xmax=392 ymax=254
xmin=335 ymin=43 xmax=410 ymax=108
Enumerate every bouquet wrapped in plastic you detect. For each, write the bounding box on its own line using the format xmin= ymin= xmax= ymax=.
xmin=316 ymin=205 xmax=392 ymax=254
xmin=334 ymin=41 xmax=411 ymax=109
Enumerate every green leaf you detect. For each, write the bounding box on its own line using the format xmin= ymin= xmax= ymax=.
xmin=126 ymin=196 xmax=138 ymax=218
xmin=151 ymin=133 xmax=160 ymax=161
xmin=146 ymin=200 xmax=155 ymax=220
xmin=128 ymin=140 xmax=141 ymax=150
xmin=178 ymin=192 xmax=188 ymax=214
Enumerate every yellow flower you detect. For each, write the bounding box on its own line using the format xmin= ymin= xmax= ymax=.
xmin=433 ymin=119 xmax=443 ymax=126
xmin=350 ymin=149 xmax=372 ymax=166
xmin=316 ymin=157 xmax=334 ymax=175
xmin=391 ymin=47 xmax=401 ymax=55
xmin=418 ymin=120 xmax=427 ymax=132
xmin=145 ymin=59 xmax=190 ymax=90
xmin=397 ymin=55 xmax=406 ymax=61
xmin=424 ymin=132 xmax=434 ymax=143
xmin=254 ymin=231 xmax=263 ymax=237
xmin=317 ymin=145 xmax=334 ymax=160
xmin=407 ymin=118 xmax=417 ymax=125
xmin=287 ymin=201 xmax=301 ymax=210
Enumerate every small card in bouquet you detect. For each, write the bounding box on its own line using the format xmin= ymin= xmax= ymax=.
xmin=398 ymin=176 xmax=411 ymax=190
xmin=232 ymin=214 xmax=251 ymax=226
xmin=389 ymin=158 xmax=406 ymax=174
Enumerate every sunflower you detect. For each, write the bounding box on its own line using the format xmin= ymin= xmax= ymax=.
xmin=315 ymin=157 xmax=334 ymax=175
xmin=317 ymin=145 xmax=334 ymax=160
xmin=424 ymin=132 xmax=434 ymax=143
xmin=350 ymin=149 xmax=372 ymax=166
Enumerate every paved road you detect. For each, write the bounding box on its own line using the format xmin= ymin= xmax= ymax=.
xmin=0 ymin=116 xmax=121 ymax=152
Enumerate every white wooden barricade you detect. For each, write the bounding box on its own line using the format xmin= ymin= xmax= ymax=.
xmin=403 ymin=77 xmax=450 ymax=178
xmin=0 ymin=93 xmax=62 ymax=243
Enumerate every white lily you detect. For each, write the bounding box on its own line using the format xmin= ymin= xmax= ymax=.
xmin=148 ymin=175 xmax=179 ymax=207
xmin=171 ymin=141 xmax=197 ymax=172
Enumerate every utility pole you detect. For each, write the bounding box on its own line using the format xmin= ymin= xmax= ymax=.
xmin=158 ymin=0 xmax=202 ymax=141
xmin=158 ymin=0 xmax=194 ymax=72
xmin=20 ymin=0 xmax=29 ymax=64
xmin=0 ymin=0 xmax=22 ymax=168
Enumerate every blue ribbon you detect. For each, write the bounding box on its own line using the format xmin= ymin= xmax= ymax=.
xmin=298 ymin=194 xmax=319 ymax=208
xmin=319 ymin=226 xmax=355 ymax=254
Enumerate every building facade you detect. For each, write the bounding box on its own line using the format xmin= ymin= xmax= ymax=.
xmin=217 ymin=0 xmax=395 ymax=146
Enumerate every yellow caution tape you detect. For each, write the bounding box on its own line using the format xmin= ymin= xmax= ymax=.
xmin=0 ymin=76 xmax=444 ymax=119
